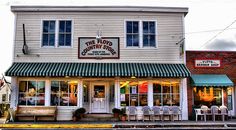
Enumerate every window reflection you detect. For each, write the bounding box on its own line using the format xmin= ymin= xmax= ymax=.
xmin=193 ymin=87 xmax=222 ymax=107
xmin=153 ymin=81 xmax=180 ymax=106
xmin=18 ymin=81 xmax=45 ymax=106
xmin=120 ymin=81 xmax=148 ymax=106
xmin=51 ymin=81 xmax=77 ymax=106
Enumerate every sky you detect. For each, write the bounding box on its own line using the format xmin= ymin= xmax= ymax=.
xmin=1 ymin=0 xmax=236 ymax=79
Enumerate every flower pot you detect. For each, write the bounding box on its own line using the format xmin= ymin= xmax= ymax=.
xmin=114 ymin=113 xmax=119 ymax=118
xmin=120 ymin=116 xmax=126 ymax=121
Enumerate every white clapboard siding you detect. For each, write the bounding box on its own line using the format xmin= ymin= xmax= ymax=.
xmin=56 ymin=106 xmax=78 ymax=121
xmin=14 ymin=11 xmax=185 ymax=63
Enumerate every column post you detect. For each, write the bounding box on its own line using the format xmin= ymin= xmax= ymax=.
xmin=45 ymin=79 xmax=50 ymax=106
xmin=115 ymin=77 xmax=120 ymax=108
xmin=78 ymin=80 xmax=83 ymax=107
xmin=148 ymin=80 xmax=153 ymax=107
xmin=10 ymin=77 xmax=17 ymax=109
xmin=181 ymin=78 xmax=188 ymax=120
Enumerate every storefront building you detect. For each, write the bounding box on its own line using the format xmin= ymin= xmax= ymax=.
xmin=186 ymin=51 xmax=236 ymax=118
xmin=6 ymin=6 xmax=190 ymax=120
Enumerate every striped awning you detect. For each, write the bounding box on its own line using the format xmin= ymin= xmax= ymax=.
xmin=5 ymin=62 xmax=190 ymax=77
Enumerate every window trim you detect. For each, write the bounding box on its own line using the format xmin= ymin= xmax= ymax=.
xmin=40 ymin=19 xmax=73 ymax=48
xmin=18 ymin=80 xmax=46 ymax=106
xmin=124 ymin=19 xmax=158 ymax=49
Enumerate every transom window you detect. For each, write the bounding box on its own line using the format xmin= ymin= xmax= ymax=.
xmin=42 ymin=20 xmax=72 ymax=47
xmin=19 ymin=81 xmax=45 ymax=106
xmin=125 ymin=20 xmax=156 ymax=48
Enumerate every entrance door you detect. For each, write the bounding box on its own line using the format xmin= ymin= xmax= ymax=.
xmin=91 ymin=82 xmax=109 ymax=113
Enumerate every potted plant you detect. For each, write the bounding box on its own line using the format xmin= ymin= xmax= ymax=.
xmin=73 ymin=107 xmax=86 ymax=121
xmin=120 ymin=108 xmax=127 ymax=121
xmin=112 ymin=108 xmax=121 ymax=118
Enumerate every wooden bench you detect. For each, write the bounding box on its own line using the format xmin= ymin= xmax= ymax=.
xmin=15 ymin=106 xmax=57 ymax=122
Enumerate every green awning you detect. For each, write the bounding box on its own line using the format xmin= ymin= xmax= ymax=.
xmin=191 ymin=74 xmax=234 ymax=87
xmin=5 ymin=62 xmax=190 ymax=77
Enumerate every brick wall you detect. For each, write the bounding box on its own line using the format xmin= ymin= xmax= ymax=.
xmin=186 ymin=51 xmax=236 ymax=118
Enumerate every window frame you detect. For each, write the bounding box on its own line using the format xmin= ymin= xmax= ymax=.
xmin=120 ymin=80 xmax=148 ymax=107
xmin=18 ymin=80 xmax=46 ymax=106
xmin=153 ymin=82 xmax=180 ymax=106
xmin=124 ymin=19 xmax=158 ymax=48
xmin=40 ymin=19 xmax=73 ymax=48
xmin=50 ymin=80 xmax=78 ymax=106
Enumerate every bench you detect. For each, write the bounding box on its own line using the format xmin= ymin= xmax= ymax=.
xmin=15 ymin=106 xmax=57 ymax=122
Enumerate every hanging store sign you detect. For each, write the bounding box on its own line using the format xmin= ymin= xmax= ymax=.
xmin=78 ymin=37 xmax=119 ymax=59
xmin=195 ymin=59 xmax=221 ymax=68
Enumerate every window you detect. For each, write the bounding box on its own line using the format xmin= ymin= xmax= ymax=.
xmin=126 ymin=21 xmax=139 ymax=47
xmin=153 ymin=82 xmax=180 ymax=106
xmin=19 ymin=81 xmax=45 ymax=106
xmin=51 ymin=81 xmax=77 ymax=106
xmin=2 ymin=94 xmax=6 ymax=102
xmin=120 ymin=81 xmax=148 ymax=106
xmin=42 ymin=20 xmax=72 ymax=47
xmin=143 ymin=21 xmax=156 ymax=47
xmin=193 ymin=87 xmax=222 ymax=107
xmin=125 ymin=20 xmax=156 ymax=48
xmin=42 ymin=21 xmax=56 ymax=46
xmin=59 ymin=21 xmax=72 ymax=46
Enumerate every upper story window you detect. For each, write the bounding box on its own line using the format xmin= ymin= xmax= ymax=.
xmin=59 ymin=21 xmax=72 ymax=46
xmin=42 ymin=20 xmax=72 ymax=47
xmin=143 ymin=21 xmax=156 ymax=47
xmin=42 ymin=21 xmax=56 ymax=46
xmin=126 ymin=21 xmax=139 ymax=47
xmin=125 ymin=20 xmax=156 ymax=48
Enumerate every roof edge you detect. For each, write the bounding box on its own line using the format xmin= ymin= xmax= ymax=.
xmin=11 ymin=5 xmax=188 ymax=15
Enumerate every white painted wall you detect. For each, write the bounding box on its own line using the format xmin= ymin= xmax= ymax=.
xmin=13 ymin=11 xmax=185 ymax=63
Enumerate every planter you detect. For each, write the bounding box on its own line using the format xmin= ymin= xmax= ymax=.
xmin=120 ymin=115 xmax=127 ymax=121
xmin=114 ymin=113 xmax=120 ymax=118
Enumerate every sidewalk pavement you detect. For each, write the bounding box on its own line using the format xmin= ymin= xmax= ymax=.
xmin=1 ymin=119 xmax=236 ymax=129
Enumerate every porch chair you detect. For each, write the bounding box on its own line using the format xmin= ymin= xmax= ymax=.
xmin=152 ymin=106 xmax=163 ymax=121
xmin=201 ymin=105 xmax=211 ymax=122
xmin=171 ymin=106 xmax=182 ymax=121
xmin=141 ymin=106 xmax=152 ymax=122
xmin=127 ymin=106 xmax=138 ymax=121
xmin=162 ymin=106 xmax=171 ymax=121
xmin=195 ymin=108 xmax=204 ymax=121
xmin=219 ymin=106 xmax=228 ymax=121
xmin=211 ymin=105 xmax=220 ymax=121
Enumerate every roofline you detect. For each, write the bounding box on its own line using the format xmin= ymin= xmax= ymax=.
xmin=11 ymin=5 xmax=188 ymax=16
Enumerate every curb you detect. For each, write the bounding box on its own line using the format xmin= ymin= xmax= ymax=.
xmin=0 ymin=124 xmax=113 ymax=128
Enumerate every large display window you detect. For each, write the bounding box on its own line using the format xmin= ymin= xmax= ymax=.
xmin=193 ymin=87 xmax=222 ymax=107
xmin=51 ymin=81 xmax=77 ymax=106
xmin=153 ymin=81 xmax=180 ymax=106
xmin=19 ymin=81 xmax=45 ymax=106
xmin=120 ymin=81 xmax=148 ymax=106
